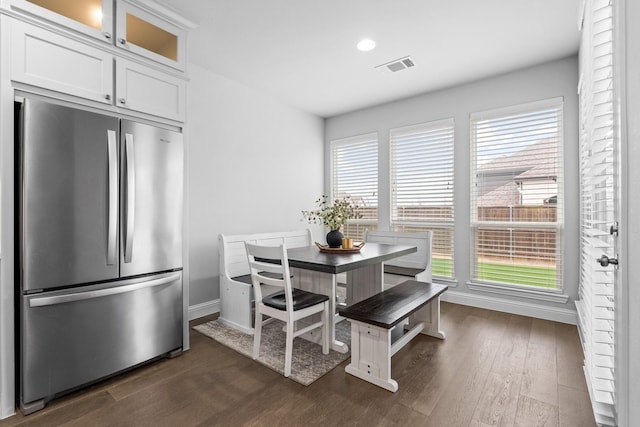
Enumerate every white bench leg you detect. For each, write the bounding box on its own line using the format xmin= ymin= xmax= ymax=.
xmin=344 ymin=320 xmax=398 ymax=392
xmin=407 ymin=296 xmax=445 ymax=339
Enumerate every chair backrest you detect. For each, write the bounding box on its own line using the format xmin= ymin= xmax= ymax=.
xmin=245 ymin=242 xmax=293 ymax=310
xmin=219 ymin=229 xmax=313 ymax=279
xmin=364 ymin=230 xmax=432 ymax=270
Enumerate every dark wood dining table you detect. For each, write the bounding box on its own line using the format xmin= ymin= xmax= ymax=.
xmin=286 ymin=242 xmax=416 ymax=353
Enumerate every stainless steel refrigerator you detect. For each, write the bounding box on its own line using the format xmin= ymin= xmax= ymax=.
xmin=16 ymin=97 xmax=184 ymax=414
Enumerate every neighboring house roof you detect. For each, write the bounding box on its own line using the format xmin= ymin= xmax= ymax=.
xmin=477 ymin=139 xmax=558 ymax=207
xmin=478 ymin=140 xmax=557 ymax=175
xmin=515 ymin=163 xmax=557 ymax=180
xmin=478 ymin=181 xmax=521 ymax=207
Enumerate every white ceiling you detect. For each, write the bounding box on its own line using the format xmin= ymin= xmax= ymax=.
xmin=160 ymin=0 xmax=582 ymax=118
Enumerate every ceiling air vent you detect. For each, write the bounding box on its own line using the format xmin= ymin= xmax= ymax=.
xmin=375 ymin=56 xmax=415 ymax=74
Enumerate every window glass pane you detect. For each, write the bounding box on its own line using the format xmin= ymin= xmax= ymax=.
xmin=28 ymin=0 xmax=103 ymax=31
xmin=470 ymin=98 xmax=563 ymax=290
xmin=474 ymin=227 xmax=559 ymax=288
xmin=390 ymin=120 xmax=455 ymax=279
xmin=126 ymin=13 xmax=178 ymax=61
xmin=330 ymin=133 xmax=378 ymax=241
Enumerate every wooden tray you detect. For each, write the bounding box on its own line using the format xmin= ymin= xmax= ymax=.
xmin=315 ymin=241 xmax=365 ymax=254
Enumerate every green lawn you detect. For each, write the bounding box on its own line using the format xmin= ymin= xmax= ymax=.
xmin=432 ymin=258 xmax=453 ymax=277
xmin=432 ymin=258 xmax=557 ymax=289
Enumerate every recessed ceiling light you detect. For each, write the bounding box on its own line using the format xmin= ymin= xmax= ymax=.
xmin=357 ymin=39 xmax=376 ymax=52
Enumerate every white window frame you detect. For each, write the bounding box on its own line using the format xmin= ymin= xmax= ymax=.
xmin=469 ymin=98 xmax=568 ymax=302
xmin=389 ymin=118 xmax=455 ymax=280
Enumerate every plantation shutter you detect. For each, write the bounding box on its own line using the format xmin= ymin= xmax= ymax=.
xmin=390 ymin=119 xmax=455 ymax=278
xmin=330 ymin=133 xmax=378 ymax=240
xmin=470 ymin=98 xmax=564 ymax=290
xmin=576 ymin=0 xmax=617 ymax=424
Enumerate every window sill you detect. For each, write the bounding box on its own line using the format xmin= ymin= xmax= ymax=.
xmin=466 ymin=281 xmax=570 ymax=304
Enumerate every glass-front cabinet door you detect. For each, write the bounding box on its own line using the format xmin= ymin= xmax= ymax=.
xmin=11 ymin=0 xmax=114 ymax=43
xmin=115 ymin=0 xmax=186 ymax=71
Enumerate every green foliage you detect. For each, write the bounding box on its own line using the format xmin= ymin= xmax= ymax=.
xmin=301 ymin=195 xmax=362 ymax=231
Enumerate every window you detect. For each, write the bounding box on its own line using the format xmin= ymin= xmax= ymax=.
xmin=330 ymin=133 xmax=378 ymax=241
xmin=470 ymin=98 xmax=564 ymax=290
xmin=390 ymin=119 xmax=455 ymax=279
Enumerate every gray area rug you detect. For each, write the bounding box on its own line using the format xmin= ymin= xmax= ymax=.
xmin=194 ymin=319 xmax=351 ymax=385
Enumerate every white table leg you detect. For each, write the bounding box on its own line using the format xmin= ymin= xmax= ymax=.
xmin=346 ymin=263 xmax=384 ymax=305
xmin=291 ymin=267 xmax=349 ymax=353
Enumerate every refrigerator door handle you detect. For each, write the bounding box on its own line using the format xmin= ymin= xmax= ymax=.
xmin=124 ymin=133 xmax=135 ymax=263
xmin=28 ymin=273 xmax=181 ymax=307
xmin=107 ymin=130 xmax=118 ymax=265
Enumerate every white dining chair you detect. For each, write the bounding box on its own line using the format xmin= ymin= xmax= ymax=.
xmin=245 ymin=242 xmax=330 ymax=377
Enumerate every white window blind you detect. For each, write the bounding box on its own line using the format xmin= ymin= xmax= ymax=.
xmin=390 ymin=119 xmax=455 ymax=279
xmin=576 ymin=0 xmax=617 ymax=424
xmin=330 ymin=133 xmax=378 ymax=241
xmin=470 ymin=98 xmax=564 ymax=290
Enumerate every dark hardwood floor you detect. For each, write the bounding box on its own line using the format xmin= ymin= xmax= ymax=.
xmin=0 ymin=302 xmax=596 ymax=426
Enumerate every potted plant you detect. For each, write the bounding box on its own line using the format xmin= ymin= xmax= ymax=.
xmin=301 ymin=195 xmax=361 ymax=247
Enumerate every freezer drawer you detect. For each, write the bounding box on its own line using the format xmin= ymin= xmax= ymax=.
xmin=20 ymin=272 xmax=182 ymax=410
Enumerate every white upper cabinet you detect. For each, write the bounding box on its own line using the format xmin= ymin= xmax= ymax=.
xmin=116 ymin=58 xmax=185 ymax=121
xmin=8 ymin=0 xmax=189 ymax=71
xmin=10 ymin=0 xmax=114 ymax=43
xmin=6 ymin=0 xmax=194 ymax=122
xmin=115 ymin=0 xmax=186 ymax=71
xmin=11 ymin=19 xmax=114 ymax=104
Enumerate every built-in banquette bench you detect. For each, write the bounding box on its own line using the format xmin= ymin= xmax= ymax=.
xmin=364 ymin=230 xmax=432 ymax=289
xmin=339 ymin=280 xmax=447 ymax=392
xmin=218 ymin=229 xmax=313 ymax=333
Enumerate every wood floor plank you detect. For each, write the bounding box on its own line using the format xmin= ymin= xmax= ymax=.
xmin=558 ymin=384 xmax=597 ymax=427
xmin=417 ymin=309 xmax=510 ymax=426
xmin=514 ymin=395 xmax=559 ymax=427
xmin=555 ymin=323 xmax=588 ymax=392
xmin=520 ymin=319 xmax=559 ymax=406
xmin=396 ymin=306 xmax=493 ymax=416
xmin=471 ymin=314 xmax=532 ymax=426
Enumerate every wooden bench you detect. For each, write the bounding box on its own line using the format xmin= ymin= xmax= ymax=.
xmin=364 ymin=230 xmax=432 ymax=288
xmin=218 ymin=229 xmax=313 ymax=333
xmin=338 ymin=280 xmax=447 ymax=392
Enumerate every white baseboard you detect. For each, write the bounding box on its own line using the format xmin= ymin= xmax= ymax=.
xmin=440 ymin=290 xmax=578 ymax=325
xmin=188 ymin=299 xmax=220 ymax=320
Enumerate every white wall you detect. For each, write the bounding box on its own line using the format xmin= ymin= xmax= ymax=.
xmin=186 ymin=64 xmax=324 ymax=311
xmin=325 ymin=56 xmax=580 ymax=323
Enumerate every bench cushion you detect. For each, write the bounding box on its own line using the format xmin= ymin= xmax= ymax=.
xmin=383 ymin=265 xmax=424 ymax=277
xmin=339 ymin=280 xmax=447 ymax=329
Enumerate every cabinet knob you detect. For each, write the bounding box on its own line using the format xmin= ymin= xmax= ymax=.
xmin=105 ymin=94 xmax=111 ymax=101
xmin=118 ymin=38 xmax=126 ymax=45
xmin=119 ymin=98 xmax=126 ymax=104
xmin=104 ymin=32 xmax=112 ymax=40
